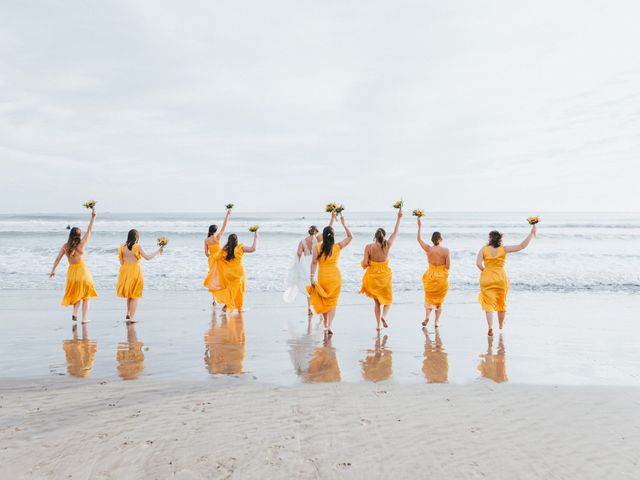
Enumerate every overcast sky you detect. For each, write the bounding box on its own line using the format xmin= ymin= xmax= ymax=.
xmin=1 ymin=1 xmax=639 ymax=213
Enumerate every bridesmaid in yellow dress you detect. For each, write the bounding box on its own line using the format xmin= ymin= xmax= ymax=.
xmin=307 ymin=214 xmax=353 ymax=335
xmin=476 ymin=225 xmax=536 ymax=336
xmin=417 ymin=216 xmax=450 ymax=328
xmin=49 ymin=207 xmax=97 ymax=323
xmin=116 ymin=229 xmax=164 ymax=322
xmin=209 ymin=231 xmax=258 ymax=314
xmin=203 ymin=208 xmax=231 ymax=307
xmin=360 ymin=208 xmax=402 ymax=330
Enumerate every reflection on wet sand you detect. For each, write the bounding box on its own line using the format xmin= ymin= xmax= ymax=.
xmin=62 ymin=324 xmax=97 ymax=378
xmin=478 ymin=334 xmax=508 ymax=383
xmin=288 ymin=317 xmax=319 ymax=378
xmin=361 ymin=334 xmax=392 ymax=383
xmin=303 ymin=335 xmax=341 ymax=383
xmin=204 ymin=312 xmax=246 ymax=375
xmin=116 ymin=322 xmax=145 ymax=380
xmin=422 ymin=328 xmax=448 ymax=383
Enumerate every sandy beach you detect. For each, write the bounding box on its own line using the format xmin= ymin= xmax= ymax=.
xmin=1 ymin=289 xmax=639 ymax=478
xmin=2 ymin=378 xmax=639 ymax=479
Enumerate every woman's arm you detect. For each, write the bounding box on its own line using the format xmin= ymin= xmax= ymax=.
xmin=338 ymin=215 xmax=353 ymax=249
xmin=80 ymin=208 xmax=96 ymax=246
xmin=242 ymin=232 xmax=258 ymax=253
xmin=49 ymin=245 xmax=66 ymax=277
xmin=417 ymin=217 xmax=430 ymax=252
xmin=216 ymin=209 xmax=231 ymax=240
xmin=504 ymin=225 xmax=536 ymax=253
xmin=296 ymin=241 xmax=304 ymax=258
xmin=361 ymin=245 xmax=371 ymax=268
xmin=387 ymin=209 xmax=403 ymax=248
xmin=140 ymin=246 xmax=163 ymax=261
xmin=316 ymin=212 xmax=337 ymax=241
xmin=476 ymin=248 xmax=485 ymax=271
xmin=204 ymin=239 xmax=210 ymax=257
xmin=445 ymin=249 xmax=451 ymax=270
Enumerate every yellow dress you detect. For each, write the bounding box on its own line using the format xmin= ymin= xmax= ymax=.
xmin=203 ymin=244 xmax=224 ymax=301
xmin=422 ymin=264 xmax=449 ymax=307
xmin=359 ymin=259 xmax=393 ymax=305
xmin=304 ymin=345 xmax=341 ymax=383
xmin=210 ymin=245 xmax=246 ymax=313
xmin=116 ymin=244 xmax=144 ymax=299
xmin=478 ymin=246 xmax=509 ymax=312
xmin=306 ymin=244 xmax=342 ymax=314
xmin=116 ymin=341 xmax=145 ymax=380
xmin=61 ymin=260 xmax=98 ymax=306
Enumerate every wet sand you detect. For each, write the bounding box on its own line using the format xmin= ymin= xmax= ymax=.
xmin=1 ymin=289 xmax=639 ymax=478
xmin=1 ymin=290 xmax=638 ymax=386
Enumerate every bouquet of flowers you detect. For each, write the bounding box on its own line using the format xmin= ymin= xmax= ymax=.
xmin=412 ymin=209 xmax=425 ymax=218
xmin=325 ymin=203 xmax=338 ymax=213
xmin=527 ymin=216 xmax=540 ymax=237
xmin=393 ymin=199 xmax=404 ymax=209
xmin=225 ymin=203 xmax=234 ymax=210
xmin=249 ymin=225 xmax=259 ymax=233
xmin=335 ymin=204 xmax=345 ymax=215
xmin=83 ymin=200 xmax=96 ymax=209
xmin=157 ymin=237 xmax=169 ymax=247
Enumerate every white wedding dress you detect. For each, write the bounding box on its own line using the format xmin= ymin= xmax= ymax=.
xmin=283 ymin=236 xmax=316 ymax=303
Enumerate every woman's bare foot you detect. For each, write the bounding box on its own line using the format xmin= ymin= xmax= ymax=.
xmin=421 ymin=318 xmax=429 ymax=327
xmin=381 ymin=317 xmax=388 ymax=328
xmin=129 ymin=318 xmax=138 ymax=324
xmin=126 ymin=314 xmax=130 ymax=320
xmin=327 ymin=329 xmax=333 ymax=336
xmin=487 ymin=328 xmax=493 ymax=337
xmin=81 ymin=319 xmax=90 ymax=324
xmin=72 ymin=315 xmax=78 ymax=322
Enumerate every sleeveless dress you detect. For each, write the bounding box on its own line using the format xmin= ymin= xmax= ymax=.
xmin=210 ymin=244 xmax=247 ymax=313
xmin=203 ymin=243 xmax=222 ymax=299
xmin=283 ymin=236 xmax=316 ymax=302
xmin=422 ymin=263 xmax=449 ymax=308
xmin=306 ymin=244 xmax=342 ymax=314
xmin=116 ymin=244 xmax=144 ymax=299
xmin=359 ymin=257 xmax=393 ymax=306
xmin=62 ymin=257 xmax=97 ymax=306
xmin=478 ymin=245 xmax=510 ymax=312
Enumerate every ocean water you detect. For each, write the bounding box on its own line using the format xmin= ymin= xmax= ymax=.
xmin=0 ymin=212 xmax=638 ymax=294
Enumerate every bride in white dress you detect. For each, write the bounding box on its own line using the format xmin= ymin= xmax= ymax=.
xmin=283 ymin=215 xmax=335 ymax=315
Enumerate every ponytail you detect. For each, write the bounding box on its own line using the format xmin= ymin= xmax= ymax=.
xmin=126 ymin=229 xmax=139 ymax=251
xmin=374 ymin=228 xmax=388 ymax=251
xmin=224 ymin=234 xmax=239 ymax=261
xmin=318 ymin=227 xmax=335 ymax=260
xmin=66 ymin=227 xmax=82 ymax=255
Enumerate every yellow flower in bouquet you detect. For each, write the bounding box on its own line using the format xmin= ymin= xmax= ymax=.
xmin=527 ymin=216 xmax=540 ymax=225
xmin=325 ymin=203 xmax=338 ymax=213
xmin=393 ymin=199 xmax=404 ymax=209
xmin=335 ymin=204 xmax=345 ymax=215
xmin=83 ymin=200 xmax=96 ymax=209
xmin=412 ymin=209 xmax=425 ymax=218
xmin=157 ymin=237 xmax=169 ymax=247
xmin=249 ymin=225 xmax=259 ymax=232
xmin=225 ymin=203 xmax=234 ymax=210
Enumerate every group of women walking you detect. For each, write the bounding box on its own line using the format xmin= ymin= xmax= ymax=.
xmin=51 ymin=205 xmax=537 ymax=336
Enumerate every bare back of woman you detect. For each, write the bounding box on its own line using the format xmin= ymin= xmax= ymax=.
xmin=426 ymin=246 xmax=449 ymax=266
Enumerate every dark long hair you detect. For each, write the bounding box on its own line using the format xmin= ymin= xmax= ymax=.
xmin=126 ymin=229 xmax=139 ymax=251
xmin=432 ymin=232 xmax=443 ymax=246
xmin=66 ymin=227 xmax=82 ymax=255
xmin=318 ymin=226 xmax=335 ymax=260
xmin=374 ymin=228 xmax=387 ymax=251
xmin=224 ymin=234 xmax=239 ymax=261
xmin=208 ymin=224 xmax=218 ymax=237
xmin=488 ymin=230 xmax=503 ymax=248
